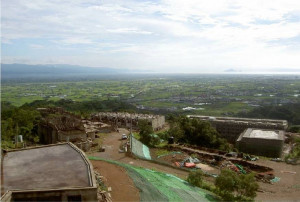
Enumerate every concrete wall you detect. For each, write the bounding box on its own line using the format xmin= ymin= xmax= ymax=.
xmin=94 ymin=112 xmax=165 ymax=131
xmin=10 ymin=188 xmax=97 ymax=202
xmin=75 ymin=141 xmax=92 ymax=152
xmin=189 ymin=115 xmax=288 ymax=143
xmin=215 ymin=121 xmax=287 ymax=142
xmin=38 ymin=124 xmax=56 ymax=144
xmin=151 ymin=116 xmax=165 ymax=131
xmin=38 ymin=124 xmax=88 ymax=144
xmin=237 ymin=138 xmax=284 ymax=157
xmin=58 ymin=131 xmax=87 ymax=142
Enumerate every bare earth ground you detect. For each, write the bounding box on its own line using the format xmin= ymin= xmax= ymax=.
xmin=91 ymin=160 xmax=139 ymax=202
xmin=89 ymin=129 xmax=300 ymax=201
xmin=255 ymin=159 xmax=300 ymax=201
xmin=89 ymin=128 xmax=188 ymax=179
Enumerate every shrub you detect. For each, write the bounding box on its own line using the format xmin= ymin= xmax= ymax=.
xmin=187 ymin=170 xmax=204 ymax=187
xmin=215 ymin=169 xmax=258 ymax=201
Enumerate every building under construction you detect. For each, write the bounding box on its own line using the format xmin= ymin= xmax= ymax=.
xmin=37 ymin=108 xmax=97 ymax=151
xmin=92 ymin=112 xmax=165 ymax=131
xmin=187 ymin=115 xmax=288 ymax=142
xmin=1 ymin=143 xmax=97 ymax=202
xmin=236 ymin=128 xmax=285 ymax=157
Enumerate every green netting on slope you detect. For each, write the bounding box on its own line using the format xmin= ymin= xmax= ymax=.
xmin=131 ymin=135 xmax=151 ymax=160
xmin=130 ymin=166 xmax=216 ymax=202
xmin=142 ymin=145 xmax=151 ymax=159
xmin=172 ymin=188 xmax=210 ymax=202
xmin=126 ymin=166 xmax=169 ymax=201
xmin=89 ymin=156 xmax=167 ymax=201
xmin=89 ymin=156 xmax=217 ymax=202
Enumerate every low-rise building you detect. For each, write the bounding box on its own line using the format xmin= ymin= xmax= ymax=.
xmin=1 ymin=143 xmax=97 ymax=202
xmin=236 ymin=128 xmax=284 ymax=157
xmin=188 ymin=115 xmax=288 ymax=142
xmin=37 ymin=108 xmax=96 ymax=151
xmin=92 ymin=112 xmax=165 ymax=131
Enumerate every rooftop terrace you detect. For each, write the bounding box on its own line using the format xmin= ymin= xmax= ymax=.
xmin=187 ymin=115 xmax=288 ymax=126
xmin=237 ymin=128 xmax=284 ymax=141
xmin=2 ymin=143 xmax=94 ymax=194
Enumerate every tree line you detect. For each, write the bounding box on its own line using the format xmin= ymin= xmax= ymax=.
xmin=237 ymin=103 xmax=300 ymax=125
xmin=138 ymin=115 xmax=231 ymax=151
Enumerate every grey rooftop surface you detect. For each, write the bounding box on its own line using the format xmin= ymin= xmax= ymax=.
xmin=2 ymin=143 xmax=92 ymax=193
xmin=237 ymin=128 xmax=284 ymax=141
xmin=187 ymin=115 xmax=288 ymax=125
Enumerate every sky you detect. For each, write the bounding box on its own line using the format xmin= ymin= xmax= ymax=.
xmin=2 ymin=0 xmax=300 ymax=73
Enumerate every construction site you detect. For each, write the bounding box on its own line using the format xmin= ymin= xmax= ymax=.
xmin=89 ymin=125 xmax=300 ymax=201
xmin=37 ymin=107 xmax=113 ymax=151
xmin=2 ymin=110 xmax=299 ymax=201
xmin=237 ymin=128 xmax=285 ymax=157
xmin=91 ymin=112 xmax=165 ymax=131
xmin=187 ymin=115 xmax=288 ymax=142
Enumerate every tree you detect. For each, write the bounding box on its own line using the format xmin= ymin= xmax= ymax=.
xmin=215 ymin=169 xmax=258 ymax=201
xmin=1 ymin=106 xmax=41 ymax=148
xmin=187 ymin=170 xmax=204 ymax=187
xmin=168 ymin=116 xmax=231 ymax=151
xmin=168 ymin=123 xmax=184 ymax=142
xmin=138 ymin=120 xmax=154 ymax=146
xmin=215 ymin=169 xmax=238 ymax=200
xmin=236 ymin=172 xmax=259 ymax=200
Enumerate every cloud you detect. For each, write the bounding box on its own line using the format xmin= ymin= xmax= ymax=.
xmin=106 ymin=28 xmax=152 ymax=35
xmin=29 ymin=44 xmax=44 ymax=49
xmin=53 ymin=38 xmax=93 ymax=45
xmin=2 ymin=0 xmax=300 ymax=72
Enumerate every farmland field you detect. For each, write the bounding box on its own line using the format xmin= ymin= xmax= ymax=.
xmin=2 ymin=74 xmax=300 ymax=116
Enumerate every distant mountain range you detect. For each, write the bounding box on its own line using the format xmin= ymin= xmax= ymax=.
xmin=224 ymin=68 xmax=300 ymax=73
xmin=1 ymin=63 xmax=139 ymax=80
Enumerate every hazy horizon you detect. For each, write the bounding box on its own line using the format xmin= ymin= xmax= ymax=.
xmin=2 ymin=63 xmax=300 ymax=75
xmin=2 ymin=0 xmax=300 ymax=73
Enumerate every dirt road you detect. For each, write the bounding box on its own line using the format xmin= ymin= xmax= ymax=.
xmin=90 ymin=129 xmax=189 ymax=179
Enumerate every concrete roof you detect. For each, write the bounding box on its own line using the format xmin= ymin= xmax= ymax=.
xmin=187 ymin=115 xmax=288 ymax=126
xmin=249 ymin=129 xmax=279 ymax=139
xmin=2 ymin=143 xmax=94 ymax=193
xmin=237 ymin=128 xmax=284 ymax=141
